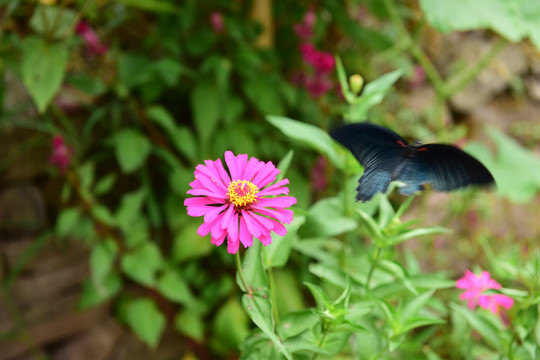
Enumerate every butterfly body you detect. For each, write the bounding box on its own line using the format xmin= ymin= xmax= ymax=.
xmin=332 ymin=123 xmax=495 ymax=202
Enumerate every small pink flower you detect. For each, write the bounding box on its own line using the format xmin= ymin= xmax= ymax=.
xmin=304 ymin=74 xmax=333 ymax=98
xmin=75 ymin=21 xmax=108 ymax=56
xmin=184 ymin=151 xmax=297 ymax=254
xmin=456 ymin=270 xmax=514 ymax=315
xmin=408 ymin=65 xmax=426 ymax=89
xmin=49 ymin=134 xmax=72 ymax=174
xmin=294 ymin=8 xmax=316 ymax=40
xmin=210 ymin=12 xmax=225 ymax=34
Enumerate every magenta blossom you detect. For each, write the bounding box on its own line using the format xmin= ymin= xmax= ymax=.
xmin=210 ymin=12 xmax=225 ymax=34
xmin=456 ymin=270 xmax=514 ymax=315
xmin=184 ymin=151 xmax=297 ymax=254
xmin=49 ymin=134 xmax=72 ymax=174
xmin=76 ymin=21 xmax=108 ymax=56
xmin=300 ymin=44 xmax=335 ymax=74
xmin=293 ymin=8 xmax=316 ymax=40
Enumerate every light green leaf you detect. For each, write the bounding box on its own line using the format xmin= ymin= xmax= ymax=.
xmin=264 ymin=215 xmax=305 ymax=268
xmin=146 ymin=105 xmax=176 ymax=133
xmin=29 ymin=5 xmax=76 ymax=39
xmin=335 ymin=56 xmax=355 ymax=104
xmin=114 ymin=129 xmax=152 ymax=173
xmin=78 ymin=272 xmax=122 ymax=309
xmin=175 ymin=309 xmax=204 ymax=342
xmin=213 ymin=298 xmax=250 ymax=348
xmin=450 ymin=303 xmax=502 ymax=351
xmin=56 ymin=207 xmax=82 ymax=238
xmin=242 ymin=292 xmax=293 ymax=360
xmin=304 ymin=197 xmax=357 ymax=237
xmin=347 ymin=70 xmax=402 ymax=121
xmin=115 ymin=188 xmax=146 ymax=233
xmin=420 ymin=0 xmax=540 ymax=51
xmin=90 ymin=239 xmax=118 ymax=282
xmin=120 ymin=242 xmax=163 ymax=286
xmin=466 ymin=127 xmax=540 ymax=203
xmin=21 ymin=37 xmax=69 ymax=113
xmin=94 ymin=173 xmax=117 ymax=196
xmin=124 ymin=298 xmax=166 ymax=348
xmin=172 ymin=222 xmax=212 ymax=263
xmin=238 ymin=241 xmax=267 ymax=292
xmin=116 ymin=0 xmax=178 ymax=13
xmin=387 ymin=226 xmax=450 ymax=246
xmin=156 ymin=269 xmax=196 ymax=306
xmin=266 ymin=116 xmax=344 ymax=169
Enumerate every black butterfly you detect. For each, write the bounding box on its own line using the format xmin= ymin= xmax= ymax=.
xmin=332 ymin=123 xmax=495 ymax=202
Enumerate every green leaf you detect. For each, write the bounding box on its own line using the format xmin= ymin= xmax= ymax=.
xmin=264 ymin=215 xmax=305 ymax=268
xmin=146 ymin=105 xmax=176 ymax=133
xmin=239 ymin=241 xmax=268 ymax=292
xmin=213 ymin=298 xmax=250 ymax=348
xmin=21 ymin=37 xmax=69 ymax=113
xmin=172 ymin=222 xmax=212 ymax=263
xmin=276 ymin=150 xmax=294 ymax=182
xmin=304 ymin=197 xmax=357 ymax=237
xmin=115 ymin=188 xmax=147 ymax=234
xmin=401 ymin=290 xmax=435 ymax=323
xmin=242 ymin=292 xmax=293 ymax=360
xmin=420 ymin=0 xmax=540 ymax=51
xmin=387 ymin=226 xmax=450 ymax=246
xmin=116 ymin=0 xmax=178 ymax=13
xmin=240 ymin=331 xmax=281 ymax=360
xmin=450 ymin=303 xmax=502 ymax=351
xmin=171 ymin=126 xmax=197 ymax=163
xmin=120 ymin=242 xmax=163 ymax=286
xmin=156 ymin=269 xmax=196 ymax=306
xmin=466 ymin=127 xmax=540 ymax=203
xmin=347 ymin=70 xmax=402 ymax=121
xmin=90 ymin=239 xmax=118 ymax=282
xmin=243 ymin=76 xmax=284 ymax=116
xmin=266 ymin=116 xmax=344 ymax=169
xmin=277 ymin=310 xmax=320 ymax=339
xmin=402 ymin=316 xmax=446 ymax=333
xmin=191 ymin=79 xmax=221 ymax=146
xmin=304 ymin=282 xmax=332 ymax=310
xmin=56 ymin=207 xmax=82 ymax=238
xmin=335 ymin=56 xmax=355 ymax=104
xmin=114 ymin=129 xmax=152 ymax=173
xmin=79 ymin=272 xmax=122 ymax=309
xmin=29 ymin=5 xmax=76 ymax=39
xmin=124 ymin=298 xmax=166 ymax=348
xmin=93 ymin=173 xmax=117 ymax=196
xmin=175 ymin=309 xmax=204 ymax=342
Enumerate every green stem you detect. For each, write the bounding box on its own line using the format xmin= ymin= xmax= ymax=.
xmin=365 ymin=245 xmax=381 ymax=290
xmin=264 ymin=247 xmax=280 ymax=324
xmin=383 ymin=0 xmax=446 ymax=96
xmin=235 ymin=252 xmax=250 ymax=295
xmin=311 ymin=322 xmax=330 ymax=360
xmin=443 ymin=37 xmax=507 ymax=98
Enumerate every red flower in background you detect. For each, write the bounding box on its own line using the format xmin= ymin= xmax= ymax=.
xmin=293 ymin=10 xmax=335 ymax=98
xmin=210 ymin=12 xmax=225 ymax=34
xmin=76 ymin=21 xmax=108 ymax=56
xmin=49 ymin=135 xmax=73 ymax=174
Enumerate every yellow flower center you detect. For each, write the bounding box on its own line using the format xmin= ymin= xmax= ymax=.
xmin=227 ymin=180 xmax=259 ymax=208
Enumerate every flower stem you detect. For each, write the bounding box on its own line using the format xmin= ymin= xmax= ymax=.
xmin=235 ymin=251 xmax=250 ymax=295
xmin=263 ymin=247 xmax=280 ymax=323
xmin=311 ymin=322 xmax=330 ymax=360
xmin=366 ymin=245 xmax=381 ymax=290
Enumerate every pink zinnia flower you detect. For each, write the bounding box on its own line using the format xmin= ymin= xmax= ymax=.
xmin=49 ymin=134 xmax=72 ymax=174
xmin=184 ymin=151 xmax=297 ymax=254
xmin=456 ymin=270 xmax=514 ymax=315
xmin=210 ymin=12 xmax=225 ymax=34
xmin=75 ymin=21 xmax=108 ymax=56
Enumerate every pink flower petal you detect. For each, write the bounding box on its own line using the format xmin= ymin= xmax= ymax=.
xmin=225 ymin=151 xmax=239 ymax=180
xmin=242 ymin=157 xmax=264 ymax=182
xmin=220 ymin=204 xmax=235 ymax=229
xmin=252 ymin=162 xmax=277 ymax=188
xmin=227 ymin=237 xmax=239 ymax=254
xmin=259 ymin=233 xmax=272 ymax=246
xmin=212 ymin=231 xmax=227 ymax=246
xmin=187 ymin=188 xmax=226 ymax=199
xmin=235 ymin=153 xmax=249 ymax=180
xmin=270 ymin=220 xmax=287 ymax=236
xmin=258 ymin=179 xmax=291 ymax=196
xmin=252 ymin=207 xmax=293 ymax=224
xmin=241 ymin=210 xmax=262 ymax=238
xmin=239 ymin=217 xmax=253 ymax=248
xmin=256 ymin=196 xmax=297 ymax=209
xmin=197 ymin=163 xmax=228 ymax=191
xmin=203 ymin=204 xmax=228 ymax=223
xmin=227 ymin=212 xmax=239 ymax=246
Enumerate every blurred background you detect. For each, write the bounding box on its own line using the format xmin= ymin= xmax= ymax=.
xmin=1 ymin=0 xmax=540 ymax=359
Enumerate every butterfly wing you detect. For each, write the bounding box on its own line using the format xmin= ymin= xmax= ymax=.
xmin=332 ymin=123 xmax=407 ymax=201
xmin=396 ymin=144 xmax=494 ymax=193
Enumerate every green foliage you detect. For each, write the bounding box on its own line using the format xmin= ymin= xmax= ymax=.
xmin=4 ymin=0 xmax=540 ymax=358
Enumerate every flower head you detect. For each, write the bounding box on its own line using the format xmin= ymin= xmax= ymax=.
xmin=184 ymin=151 xmax=296 ymax=254
xmin=76 ymin=21 xmax=108 ymax=56
xmin=210 ymin=12 xmax=225 ymax=34
xmin=293 ymin=8 xmax=316 ymax=41
xmin=456 ymin=270 xmax=514 ymax=315
xmin=49 ymin=134 xmax=72 ymax=174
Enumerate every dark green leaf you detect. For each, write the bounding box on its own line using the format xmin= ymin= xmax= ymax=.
xmin=114 ymin=129 xmax=152 ymax=173
xmin=156 ymin=269 xmax=196 ymax=306
xmin=264 ymin=215 xmax=305 ymax=268
xmin=90 ymin=239 xmax=118 ymax=282
xmin=120 ymin=242 xmax=163 ymax=286
xmin=191 ymin=80 xmax=221 ymax=146
xmin=78 ymin=272 xmax=122 ymax=308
